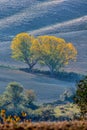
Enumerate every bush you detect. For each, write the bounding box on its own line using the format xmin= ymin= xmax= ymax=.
xmin=74 ymin=76 xmax=87 ymax=119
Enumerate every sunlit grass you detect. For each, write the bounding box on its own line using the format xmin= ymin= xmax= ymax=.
xmin=0 ymin=121 xmax=87 ymax=130
xmin=54 ymin=103 xmax=80 ymax=118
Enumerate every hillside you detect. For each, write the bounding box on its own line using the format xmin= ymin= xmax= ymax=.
xmin=0 ymin=67 xmax=75 ymax=103
xmin=0 ymin=0 xmax=87 ymax=103
xmin=0 ymin=0 xmax=87 ymax=36
xmin=0 ymin=0 xmax=86 ymax=73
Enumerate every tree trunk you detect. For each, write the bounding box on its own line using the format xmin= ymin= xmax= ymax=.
xmin=25 ymin=58 xmax=38 ymax=72
xmin=28 ymin=65 xmax=33 ymax=72
xmin=50 ymin=67 xmax=55 ymax=77
xmin=25 ymin=59 xmax=33 ymax=72
xmin=46 ymin=63 xmax=55 ymax=77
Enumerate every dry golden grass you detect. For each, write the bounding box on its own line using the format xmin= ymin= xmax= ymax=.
xmin=0 ymin=120 xmax=87 ymax=130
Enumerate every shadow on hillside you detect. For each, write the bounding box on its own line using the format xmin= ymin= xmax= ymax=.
xmin=19 ymin=68 xmax=84 ymax=82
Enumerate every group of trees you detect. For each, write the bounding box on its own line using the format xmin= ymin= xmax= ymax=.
xmin=11 ymin=33 xmax=77 ymax=75
xmin=9 ymin=33 xmax=87 ymax=119
xmin=0 ymin=76 xmax=87 ymax=120
xmin=0 ymin=82 xmax=36 ymax=114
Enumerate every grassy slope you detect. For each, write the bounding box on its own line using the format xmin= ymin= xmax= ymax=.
xmin=0 ymin=67 xmax=75 ymax=103
xmin=0 ymin=0 xmax=87 ymax=36
xmin=0 ymin=30 xmax=87 ymax=74
xmin=0 ymin=0 xmax=86 ymax=74
xmin=0 ymin=0 xmax=87 ymax=103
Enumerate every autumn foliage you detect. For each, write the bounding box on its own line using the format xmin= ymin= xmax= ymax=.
xmin=32 ymin=35 xmax=77 ymax=75
xmin=11 ymin=33 xmax=77 ymax=74
xmin=11 ymin=33 xmax=38 ymax=70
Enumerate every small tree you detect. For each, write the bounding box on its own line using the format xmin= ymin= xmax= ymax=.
xmin=31 ymin=35 xmax=77 ymax=75
xmin=25 ymin=90 xmax=36 ymax=105
xmin=74 ymin=76 xmax=87 ymax=118
xmin=0 ymin=82 xmax=36 ymax=112
xmin=24 ymin=89 xmax=36 ymax=110
xmin=11 ymin=33 xmax=38 ymax=71
xmin=3 ymin=82 xmax=24 ymax=110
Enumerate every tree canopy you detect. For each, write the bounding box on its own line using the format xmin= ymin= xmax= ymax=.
xmin=31 ymin=35 xmax=77 ymax=75
xmin=11 ymin=33 xmax=77 ymax=75
xmin=0 ymin=82 xmax=36 ymax=113
xmin=74 ymin=76 xmax=87 ymax=118
xmin=11 ymin=33 xmax=38 ymax=71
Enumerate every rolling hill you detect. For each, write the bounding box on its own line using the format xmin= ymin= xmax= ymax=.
xmin=0 ymin=0 xmax=87 ymax=36
xmin=0 ymin=0 xmax=87 ymax=102
xmin=0 ymin=67 xmax=75 ymax=103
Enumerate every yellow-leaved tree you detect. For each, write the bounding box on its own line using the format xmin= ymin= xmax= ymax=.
xmin=11 ymin=33 xmax=38 ymax=71
xmin=31 ymin=35 xmax=77 ymax=75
